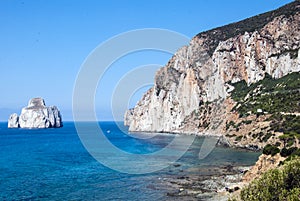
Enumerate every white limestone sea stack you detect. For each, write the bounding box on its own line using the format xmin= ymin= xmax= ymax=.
xmin=8 ymin=98 xmax=63 ymax=129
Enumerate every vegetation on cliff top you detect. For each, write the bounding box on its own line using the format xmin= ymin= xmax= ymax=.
xmin=196 ymin=1 xmax=299 ymax=56
xmin=229 ymin=72 xmax=300 ymax=152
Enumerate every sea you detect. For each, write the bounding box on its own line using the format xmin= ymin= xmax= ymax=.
xmin=0 ymin=122 xmax=260 ymax=200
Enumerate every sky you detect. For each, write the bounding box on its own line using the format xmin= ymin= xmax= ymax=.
xmin=0 ymin=0 xmax=294 ymax=121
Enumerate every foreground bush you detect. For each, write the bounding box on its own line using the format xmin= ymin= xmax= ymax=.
xmin=240 ymin=157 xmax=300 ymax=201
xmin=263 ymin=144 xmax=280 ymax=156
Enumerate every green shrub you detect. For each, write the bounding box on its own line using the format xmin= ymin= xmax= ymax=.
xmin=226 ymin=134 xmax=236 ymax=137
xmin=287 ymin=138 xmax=296 ymax=147
xmin=263 ymin=144 xmax=280 ymax=156
xmin=280 ymin=147 xmax=298 ymax=157
xmin=279 ymin=188 xmax=300 ymax=201
xmin=280 ymin=147 xmax=289 ymax=157
xmin=235 ymin=136 xmax=243 ymax=141
xmin=291 ymin=149 xmax=300 ymax=157
xmin=226 ymin=121 xmax=236 ymax=130
xmin=242 ymin=120 xmax=252 ymax=125
xmin=262 ymin=132 xmax=272 ymax=142
xmin=282 ymin=159 xmax=300 ymax=191
xmin=241 ymin=169 xmax=284 ymax=200
xmin=240 ymin=158 xmax=300 ymax=201
xmin=285 ymin=149 xmax=300 ymax=162
xmin=279 ymin=134 xmax=296 ymax=147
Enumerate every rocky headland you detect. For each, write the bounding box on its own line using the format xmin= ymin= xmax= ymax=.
xmin=8 ymin=97 xmax=63 ymax=129
xmin=125 ymin=1 xmax=300 ymax=151
xmin=125 ymin=1 xmax=299 ymax=136
xmin=125 ymin=1 xmax=300 ymax=199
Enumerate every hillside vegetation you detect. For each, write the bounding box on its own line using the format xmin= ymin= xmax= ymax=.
xmin=229 ymin=72 xmax=300 ymax=155
xmin=231 ymin=72 xmax=300 ymax=116
xmin=229 ymin=157 xmax=300 ymax=201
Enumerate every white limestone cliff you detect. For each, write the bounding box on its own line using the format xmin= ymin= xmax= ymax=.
xmin=125 ymin=2 xmax=300 ymax=134
xmin=8 ymin=98 xmax=63 ymax=129
xmin=8 ymin=113 xmax=19 ymax=128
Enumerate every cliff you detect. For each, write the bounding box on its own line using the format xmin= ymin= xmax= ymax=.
xmin=125 ymin=1 xmax=300 ymax=139
xmin=8 ymin=98 xmax=63 ymax=129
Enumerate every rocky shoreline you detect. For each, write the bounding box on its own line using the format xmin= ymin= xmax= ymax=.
xmin=130 ymin=131 xmax=261 ymax=200
xmin=130 ymin=130 xmax=261 ymax=152
xmin=124 ymin=2 xmax=300 ymax=199
xmin=130 ymin=131 xmax=263 ymax=200
xmin=154 ymin=165 xmax=251 ymax=201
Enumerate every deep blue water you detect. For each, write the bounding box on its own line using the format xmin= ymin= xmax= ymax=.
xmin=0 ymin=122 xmax=260 ymax=200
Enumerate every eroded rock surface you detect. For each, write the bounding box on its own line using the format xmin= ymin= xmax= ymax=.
xmin=8 ymin=113 xmax=19 ymax=128
xmin=8 ymin=98 xmax=63 ymax=129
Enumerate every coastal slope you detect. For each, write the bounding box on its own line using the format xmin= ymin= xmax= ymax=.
xmin=125 ymin=1 xmax=300 ymax=146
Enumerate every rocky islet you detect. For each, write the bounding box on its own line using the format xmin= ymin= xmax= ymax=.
xmin=8 ymin=97 xmax=62 ymax=129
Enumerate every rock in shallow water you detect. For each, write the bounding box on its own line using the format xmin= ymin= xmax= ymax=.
xmin=8 ymin=98 xmax=63 ymax=129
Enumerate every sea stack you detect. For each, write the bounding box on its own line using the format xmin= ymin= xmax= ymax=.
xmin=8 ymin=97 xmax=63 ymax=129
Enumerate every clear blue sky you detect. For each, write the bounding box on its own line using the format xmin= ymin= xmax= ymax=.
xmin=0 ymin=0 xmax=293 ymax=121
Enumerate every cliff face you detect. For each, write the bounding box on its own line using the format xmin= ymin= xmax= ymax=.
xmin=125 ymin=1 xmax=300 ymax=134
xmin=8 ymin=98 xmax=63 ymax=129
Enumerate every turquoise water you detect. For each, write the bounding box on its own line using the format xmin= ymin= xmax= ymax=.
xmin=0 ymin=122 xmax=260 ymax=200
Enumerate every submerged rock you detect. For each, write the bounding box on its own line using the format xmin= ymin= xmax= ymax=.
xmin=8 ymin=98 xmax=63 ymax=129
